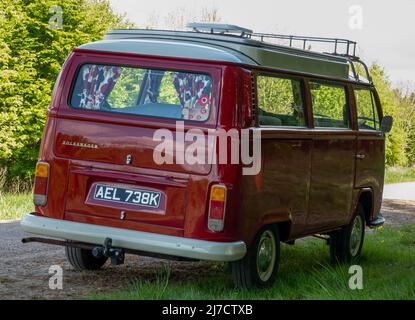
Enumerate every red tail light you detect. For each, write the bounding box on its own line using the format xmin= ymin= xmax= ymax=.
xmin=208 ymin=184 xmax=227 ymax=232
xmin=33 ymin=162 xmax=50 ymax=206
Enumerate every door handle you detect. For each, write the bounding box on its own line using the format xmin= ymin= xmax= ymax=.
xmin=356 ymin=153 xmax=366 ymax=160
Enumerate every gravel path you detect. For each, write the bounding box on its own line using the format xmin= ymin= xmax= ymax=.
xmin=0 ymin=221 xmax=214 ymax=300
xmin=0 ymin=199 xmax=414 ymax=300
xmin=383 ymin=182 xmax=415 ymax=201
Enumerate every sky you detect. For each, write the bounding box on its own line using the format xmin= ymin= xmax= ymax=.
xmin=109 ymin=0 xmax=415 ymax=88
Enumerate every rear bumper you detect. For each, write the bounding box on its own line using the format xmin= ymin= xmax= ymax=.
xmin=20 ymin=214 xmax=246 ymax=262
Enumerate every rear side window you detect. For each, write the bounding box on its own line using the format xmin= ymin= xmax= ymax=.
xmin=310 ymin=82 xmax=350 ymax=129
xmin=355 ymin=88 xmax=380 ymax=130
xmin=70 ymin=64 xmax=213 ymax=122
xmin=257 ymin=75 xmax=306 ymax=127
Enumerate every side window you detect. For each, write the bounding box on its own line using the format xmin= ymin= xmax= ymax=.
xmin=355 ymin=88 xmax=380 ymax=130
xmin=310 ymin=82 xmax=350 ymax=129
xmin=257 ymin=75 xmax=306 ymax=127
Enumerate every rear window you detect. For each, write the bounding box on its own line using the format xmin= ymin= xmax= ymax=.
xmin=70 ymin=64 xmax=213 ymax=122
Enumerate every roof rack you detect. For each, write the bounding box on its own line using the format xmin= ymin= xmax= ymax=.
xmin=187 ymin=23 xmax=253 ymax=37
xmin=249 ymin=33 xmax=372 ymax=83
xmin=187 ymin=23 xmax=372 ymax=83
xmin=249 ymin=33 xmax=357 ymax=57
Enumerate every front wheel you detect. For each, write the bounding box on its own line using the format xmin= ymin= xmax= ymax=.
xmin=330 ymin=204 xmax=366 ymax=263
xmin=231 ymin=226 xmax=280 ymax=288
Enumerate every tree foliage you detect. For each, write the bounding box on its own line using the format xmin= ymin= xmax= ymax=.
xmin=0 ymin=0 xmax=133 ymax=180
xmin=0 ymin=2 xmax=414 ymax=186
xmin=369 ymin=64 xmax=414 ymax=167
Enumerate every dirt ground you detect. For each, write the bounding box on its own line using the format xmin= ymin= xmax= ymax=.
xmin=0 ymin=198 xmax=414 ymax=300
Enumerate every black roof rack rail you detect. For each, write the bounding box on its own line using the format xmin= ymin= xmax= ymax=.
xmin=247 ymin=32 xmax=372 ymax=83
xmin=248 ymin=33 xmax=357 ymax=58
xmin=187 ymin=23 xmax=358 ymax=57
xmin=337 ymin=54 xmax=372 ymax=84
xmin=175 ymin=23 xmax=373 ymax=84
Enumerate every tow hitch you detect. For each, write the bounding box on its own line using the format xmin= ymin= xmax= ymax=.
xmin=23 ymin=236 xmax=197 ymax=262
xmin=92 ymin=238 xmax=125 ymax=266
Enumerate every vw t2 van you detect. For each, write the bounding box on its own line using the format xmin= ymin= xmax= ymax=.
xmin=21 ymin=23 xmax=392 ymax=288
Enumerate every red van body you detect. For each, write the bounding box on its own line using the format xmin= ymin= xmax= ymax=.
xmin=21 ymin=25 xmax=389 ymax=288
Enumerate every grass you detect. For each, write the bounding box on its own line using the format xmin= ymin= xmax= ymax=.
xmin=0 ymin=192 xmax=33 ymax=220
xmin=1 ymin=171 xmax=414 ymax=299
xmin=385 ymin=167 xmax=415 ymax=184
xmin=91 ymin=224 xmax=415 ymax=300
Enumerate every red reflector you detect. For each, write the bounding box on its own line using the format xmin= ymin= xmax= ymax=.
xmin=34 ymin=176 xmax=48 ymax=195
xmin=209 ymin=200 xmax=225 ymax=220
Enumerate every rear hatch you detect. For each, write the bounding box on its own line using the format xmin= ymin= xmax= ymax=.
xmin=54 ymin=57 xmax=220 ymax=232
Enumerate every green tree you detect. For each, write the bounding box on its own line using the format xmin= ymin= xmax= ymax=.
xmin=370 ymin=64 xmax=410 ymax=167
xmin=0 ymin=0 xmax=133 ymax=182
xmin=396 ymin=89 xmax=415 ymax=166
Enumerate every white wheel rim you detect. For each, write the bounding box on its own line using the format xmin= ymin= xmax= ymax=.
xmin=350 ymin=215 xmax=363 ymax=257
xmin=256 ymin=230 xmax=276 ymax=282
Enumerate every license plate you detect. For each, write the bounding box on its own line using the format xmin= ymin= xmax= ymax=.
xmin=93 ymin=184 xmax=161 ymax=208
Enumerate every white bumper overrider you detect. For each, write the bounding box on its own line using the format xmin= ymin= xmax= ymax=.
xmin=20 ymin=214 xmax=246 ymax=262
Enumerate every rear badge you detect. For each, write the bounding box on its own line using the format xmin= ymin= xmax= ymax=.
xmin=120 ymin=211 xmax=126 ymax=220
xmin=62 ymin=140 xmax=98 ymax=149
xmin=125 ymin=154 xmax=132 ymax=165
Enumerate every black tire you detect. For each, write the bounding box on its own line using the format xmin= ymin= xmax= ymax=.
xmin=65 ymin=245 xmax=108 ymax=270
xmin=231 ymin=226 xmax=280 ymax=289
xmin=330 ymin=204 xmax=366 ymax=263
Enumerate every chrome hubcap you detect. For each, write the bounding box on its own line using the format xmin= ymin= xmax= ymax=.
xmin=350 ymin=215 xmax=363 ymax=256
xmin=256 ymin=230 xmax=276 ymax=282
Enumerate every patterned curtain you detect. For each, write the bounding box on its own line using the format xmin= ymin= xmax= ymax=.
xmin=79 ymin=65 xmax=121 ymax=110
xmin=143 ymin=70 xmax=165 ymax=104
xmin=172 ymin=73 xmax=212 ymax=121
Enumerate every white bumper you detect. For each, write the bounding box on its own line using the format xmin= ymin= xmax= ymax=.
xmin=20 ymin=214 xmax=246 ymax=262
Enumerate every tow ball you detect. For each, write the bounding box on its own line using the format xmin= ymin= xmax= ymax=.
xmin=92 ymin=238 xmax=125 ymax=266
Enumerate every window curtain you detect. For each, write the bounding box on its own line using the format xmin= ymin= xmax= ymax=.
xmin=172 ymin=73 xmax=212 ymax=121
xmin=143 ymin=70 xmax=165 ymax=104
xmin=79 ymin=65 xmax=121 ymax=110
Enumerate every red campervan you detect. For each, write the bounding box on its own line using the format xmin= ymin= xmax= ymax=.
xmin=21 ymin=23 xmax=392 ymax=288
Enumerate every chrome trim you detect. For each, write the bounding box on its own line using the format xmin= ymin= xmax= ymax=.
xmin=20 ymin=214 xmax=246 ymax=262
xmin=62 ymin=140 xmax=98 ymax=149
xmin=256 ymin=230 xmax=276 ymax=282
xmin=350 ymin=215 xmax=363 ymax=256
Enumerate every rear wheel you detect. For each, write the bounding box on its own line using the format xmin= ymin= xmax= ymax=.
xmin=231 ymin=226 xmax=280 ymax=288
xmin=65 ymin=245 xmax=108 ymax=270
xmin=330 ymin=204 xmax=365 ymax=263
